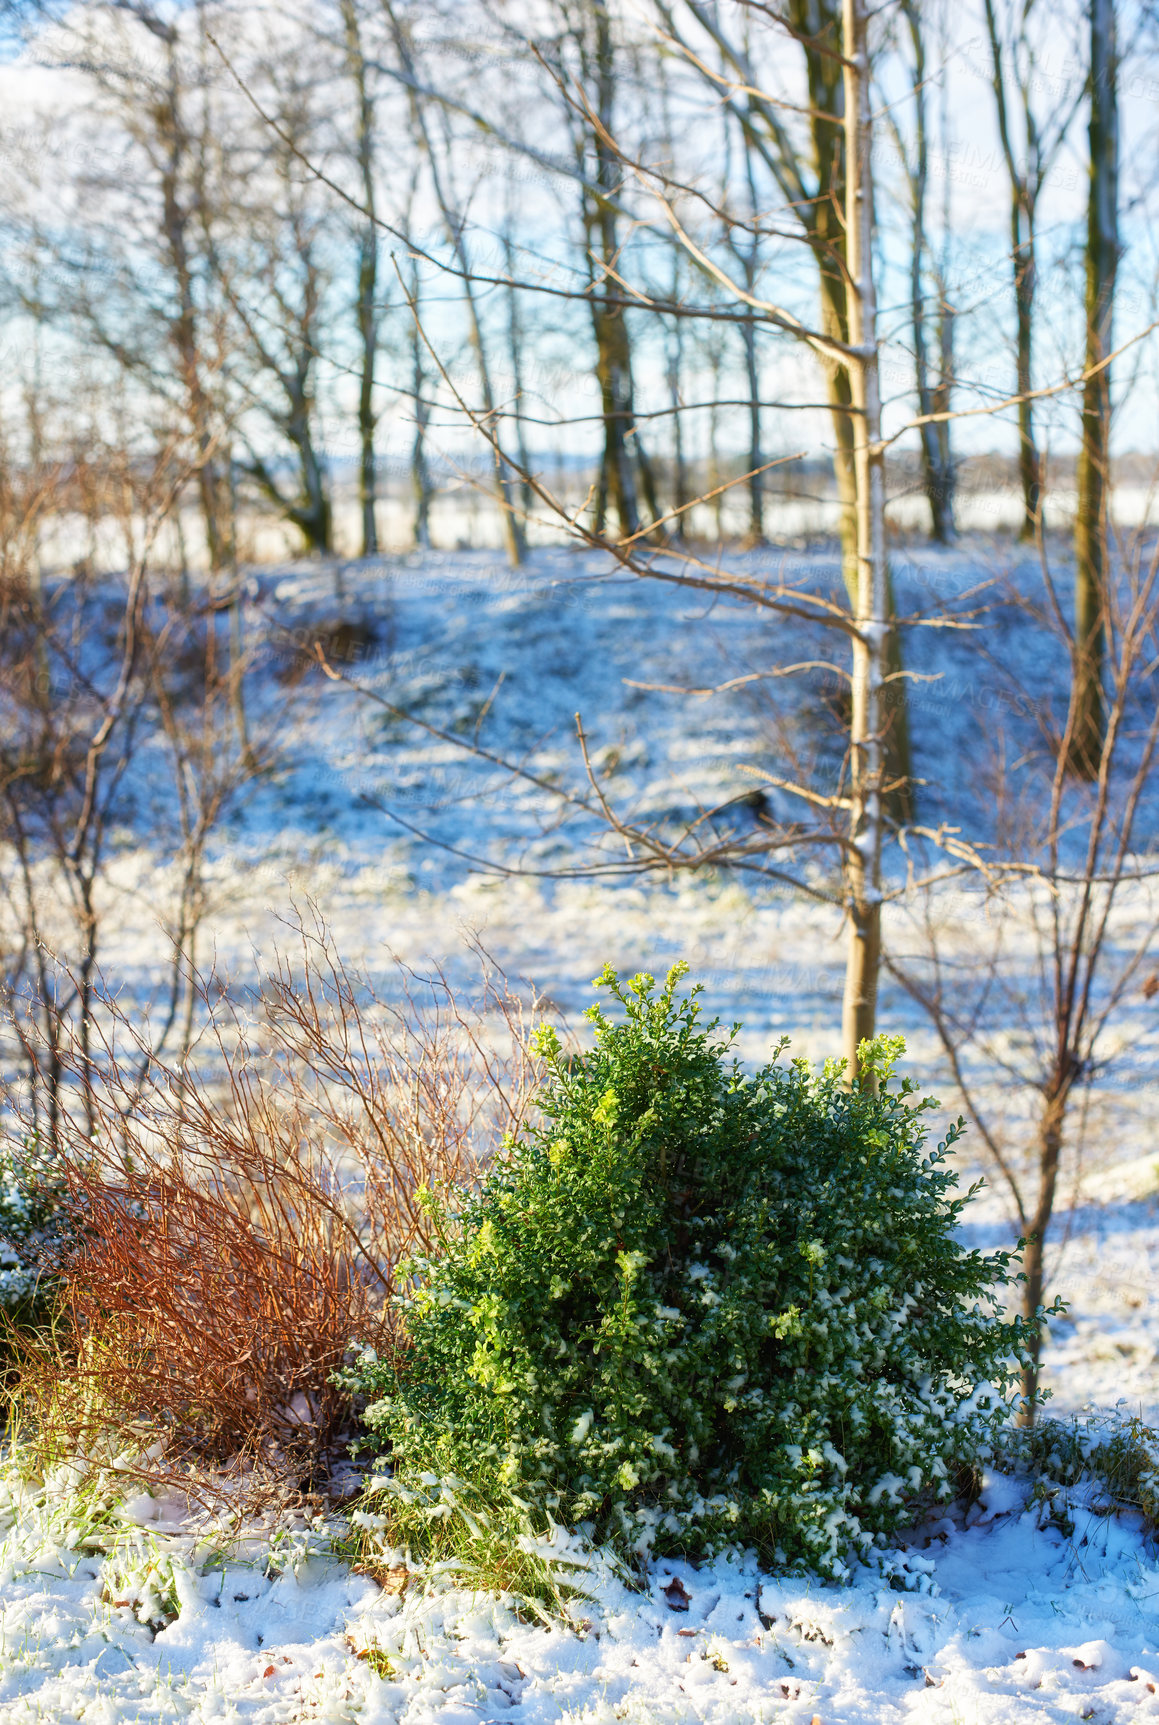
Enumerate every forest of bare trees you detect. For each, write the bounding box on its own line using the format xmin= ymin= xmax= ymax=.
xmin=0 ymin=0 xmax=1145 ymax=558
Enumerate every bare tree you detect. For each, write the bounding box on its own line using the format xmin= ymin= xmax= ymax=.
xmin=888 ymin=518 xmax=1159 ymax=1415
xmin=655 ymin=0 xmax=914 ymax=816
xmin=0 ymin=429 xmax=186 ymax=1141
xmin=380 ymin=0 xmax=526 ymax=568
xmin=41 ymin=3 xmax=234 ymax=575
xmin=137 ymin=575 xmax=271 ymax=1086
xmin=501 ymin=183 xmax=537 ymax=523
xmin=982 ymin=0 xmax=1085 ymax=540
xmin=222 ymin=53 xmax=336 ymax=555
xmin=884 ymin=0 xmax=955 ymax=541
xmin=339 ymin=0 xmax=383 ymax=558
xmin=1071 ymin=0 xmax=1120 ymax=777
xmin=312 ymin=0 xmax=900 ymax=1084
xmin=837 ymin=0 xmax=890 ymax=1073
xmin=558 ymin=0 xmax=660 ymax=539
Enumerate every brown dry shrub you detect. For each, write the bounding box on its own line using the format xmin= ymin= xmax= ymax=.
xmin=10 ymin=916 xmax=542 ymax=1477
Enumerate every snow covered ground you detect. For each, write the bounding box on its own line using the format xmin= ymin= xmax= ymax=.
xmin=2 ymin=1459 xmax=1159 ymax=1723
xmin=2 ymin=541 xmax=1159 ymax=1720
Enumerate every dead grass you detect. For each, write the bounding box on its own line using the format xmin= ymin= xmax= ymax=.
xmin=7 ymin=913 xmax=543 ymax=1487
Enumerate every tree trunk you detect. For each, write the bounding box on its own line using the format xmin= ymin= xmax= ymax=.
xmin=341 ymin=0 xmax=380 ymax=559
xmin=666 ymin=298 xmax=689 ymax=531
xmin=840 ymin=0 xmax=888 ymax=1087
xmin=742 ymin=307 xmax=764 ymax=542
xmin=931 ymin=37 xmax=957 ymax=529
xmin=384 ymin=0 xmax=523 ymax=566
xmin=901 ymin=0 xmax=953 ymax=543
xmin=1013 ymin=197 xmax=1041 ymax=540
xmin=1071 ymin=0 xmax=1119 ymax=778
xmin=981 ymin=0 xmax=1041 ymax=541
xmin=402 ymin=200 xmax=432 ymax=547
xmin=503 ymin=221 xmax=535 ymax=518
xmin=1018 ymin=1084 xmax=1069 ymax=1420
xmin=289 ymin=393 xmax=333 ymax=552
xmin=156 ymin=14 xmax=251 ymax=757
xmin=676 ymin=0 xmax=914 ymax=808
xmin=411 ymin=296 xmax=432 ymax=546
xmin=932 ymin=285 xmax=955 ymax=511
xmin=156 ymin=27 xmax=227 ymax=574
xmin=739 ymin=125 xmax=764 ymax=542
xmin=590 ymin=283 xmax=642 ymax=537
xmin=795 ymin=12 xmax=913 ymax=825
xmin=584 ymin=1 xmax=657 ymax=541
xmin=224 ymin=452 xmax=253 ymax=768
xmin=228 ymin=578 xmax=252 ymax=769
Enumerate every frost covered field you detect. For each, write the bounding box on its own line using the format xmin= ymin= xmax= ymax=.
xmin=2 ymin=543 xmax=1159 ymax=1722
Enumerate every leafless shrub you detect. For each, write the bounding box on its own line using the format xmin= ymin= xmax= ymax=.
xmin=887 ymin=520 xmax=1159 ymax=1414
xmin=8 ymin=914 xmax=544 ymax=1484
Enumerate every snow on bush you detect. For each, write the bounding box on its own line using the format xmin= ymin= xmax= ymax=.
xmin=1010 ymin=1406 xmax=1159 ymax=1530
xmin=345 ymin=964 xmax=1040 ymax=1577
xmin=0 ymin=1140 xmax=66 ymax=1322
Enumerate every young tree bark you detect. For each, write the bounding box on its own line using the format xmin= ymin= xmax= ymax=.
xmin=119 ymin=5 xmax=230 ymax=571
xmin=983 ymin=0 xmax=1040 ymax=538
xmin=727 ymin=115 xmax=765 ymax=541
xmin=340 ymin=0 xmax=381 ymax=558
xmin=931 ymin=23 xmax=956 ymax=518
xmin=981 ymin=0 xmax=1083 ymax=542
xmin=579 ymin=0 xmax=659 ymax=540
xmin=665 ymin=274 xmax=690 ymax=530
xmin=840 ymin=0 xmax=888 ymax=1085
xmin=395 ymin=154 xmax=433 ymax=548
xmin=407 ymin=256 xmax=432 ymax=548
xmin=221 ymin=64 xmax=335 ymax=555
xmin=383 ymin=0 xmax=525 ymax=567
xmin=502 ymin=210 xmax=536 ymax=521
xmin=1070 ymin=0 xmax=1119 ymax=778
xmin=658 ymin=70 xmax=690 ymax=531
xmin=895 ymin=0 xmax=955 ymax=541
xmin=794 ymin=0 xmax=914 ymax=826
xmin=741 ymin=308 xmax=763 ymax=542
xmin=668 ymin=0 xmax=913 ymax=819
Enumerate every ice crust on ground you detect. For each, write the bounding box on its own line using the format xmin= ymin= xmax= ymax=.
xmin=1 ymin=1470 xmax=1158 ymax=1722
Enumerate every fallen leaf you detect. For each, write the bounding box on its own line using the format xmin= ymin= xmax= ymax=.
xmin=663 ymin=1577 xmax=691 ymax=1612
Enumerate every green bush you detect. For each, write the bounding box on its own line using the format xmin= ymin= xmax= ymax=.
xmin=344 ymin=965 xmax=1039 ymax=1579
xmin=0 ymin=1140 xmax=66 ymax=1328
